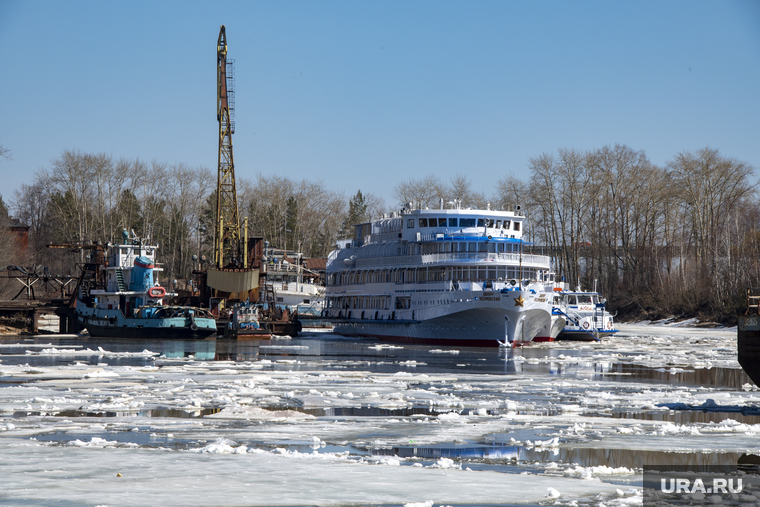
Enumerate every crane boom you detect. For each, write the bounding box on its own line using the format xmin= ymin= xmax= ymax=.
xmin=214 ymin=25 xmax=241 ymax=268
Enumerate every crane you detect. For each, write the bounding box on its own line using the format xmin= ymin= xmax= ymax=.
xmin=214 ymin=24 xmax=242 ymax=268
xmin=205 ymin=25 xmax=257 ymax=306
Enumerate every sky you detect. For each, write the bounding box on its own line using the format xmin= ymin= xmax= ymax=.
xmin=1 ymin=0 xmax=759 ymax=211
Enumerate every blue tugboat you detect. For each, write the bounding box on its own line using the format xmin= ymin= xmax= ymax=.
xmin=75 ymin=230 xmax=217 ymax=339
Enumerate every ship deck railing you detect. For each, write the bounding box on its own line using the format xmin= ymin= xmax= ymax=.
xmin=353 ymin=252 xmax=549 ymax=269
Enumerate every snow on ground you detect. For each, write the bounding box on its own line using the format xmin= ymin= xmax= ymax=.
xmin=0 ymin=324 xmax=753 ymax=506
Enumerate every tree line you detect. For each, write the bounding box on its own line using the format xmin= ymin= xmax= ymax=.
xmin=5 ymin=149 xmax=382 ymax=288
xmin=392 ymin=144 xmax=757 ymax=322
xmin=3 ymin=144 xmax=758 ymax=322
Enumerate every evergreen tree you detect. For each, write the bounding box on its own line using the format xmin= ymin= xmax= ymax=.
xmin=342 ymin=190 xmax=367 ymax=237
xmin=0 ymin=194 xmax=9 ymax=223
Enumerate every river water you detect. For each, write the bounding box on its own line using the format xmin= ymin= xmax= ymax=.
xmin=0 ymin=323 xmax=756 ymax=506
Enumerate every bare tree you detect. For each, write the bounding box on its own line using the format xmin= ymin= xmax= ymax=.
xmin=0 ymin=141 xmax=11 ymax=160
xmin=669 ymin=147 xmax=756 ymax=312
xmin=392 ymin=173 xmax=447 ymax=209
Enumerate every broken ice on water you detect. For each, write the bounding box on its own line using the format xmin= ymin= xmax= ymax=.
xmin=0 ymin=323 xmax=755 ymax=506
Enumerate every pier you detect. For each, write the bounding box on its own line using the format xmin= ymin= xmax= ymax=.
xmin=0 ymin=300 xmax=81 ymax=334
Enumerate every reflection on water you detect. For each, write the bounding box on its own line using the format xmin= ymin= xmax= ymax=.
xmin=0 ymin=334 xmax=752 ymax=391
xmin=162 ymin=339 xmax=217 ymax=360
xmin=45 ymin=407 xmax=223 ymax=418
xmin=370 ymin=442 xmax=520 ymax=460
xmin=326 ymin=441 xmax=741 ymax=469
xmin=611 ymin=408 xmax=760 ymax=425
xmin=523 ymin=447 xmax=744 ymax=468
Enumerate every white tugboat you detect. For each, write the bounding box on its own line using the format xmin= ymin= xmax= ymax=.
xmin=324 ymin=202 xmax=555 ymax=346
xmin=75 ymin=230 xmax=217 ymax=339
xmin=554 ymin=287 xmax=617 ymax=341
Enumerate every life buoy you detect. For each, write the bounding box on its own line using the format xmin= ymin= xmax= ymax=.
xmin=148 ymin=286 xmax=166 ymax=298
xmin=582 ymin=322 xmax=590 ymax=330
xmin=190 ymin=323 xmax=198 ymax=331
xmin=605 ymin=321 xmax=612 ymax=329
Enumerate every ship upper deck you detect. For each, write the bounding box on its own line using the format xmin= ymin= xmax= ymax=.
xmin=361 ymin=206 xmax=524 ymax=245
xmin=328 ymin=205 xmax=549 ymax=272
xmin=104 ymin=243 xmax=161 ymax=271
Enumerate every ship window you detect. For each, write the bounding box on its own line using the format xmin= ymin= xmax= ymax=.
xmin=477 ymin=218 xmax=485 ymax=227
xmin=487 ymin=243 xmax=496 ymax=253
xmin=438 ymin=218 xmax=446 ymax=227
xmin=443 ymin=242 xmax=451 ymax=253
xmin=468 ymin=242 xmax=476 ymax=252
xmin=277 ymin=297 xmax=283 ymax=303
xmin=495 ymin=220 xmax=502 ymax=228
xmin=407 ymin=219 xmax=415 ymax=228
xmin=460 ymin=218 xmax=475 ymax=227
xmin=448 ymin=218 xmax=457 ymax=227
xmin=419 ymin=218 xmax=428 ymax=227
xmin=478 ymin=243 xmax=488 ymax=252
xmin=514 ymin=222 xmax=521 ymax=231
xmin=503 ymin=220 xmax=510 ymax=229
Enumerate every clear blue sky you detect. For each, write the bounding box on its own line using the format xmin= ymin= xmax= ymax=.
xmin=1 ymin=0 xmax=759 ymax=209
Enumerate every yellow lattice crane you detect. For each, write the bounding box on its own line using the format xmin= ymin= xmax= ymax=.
xmin=206 ymin=25 xmax=258 ymax=303
xmin=214 ymin=24 xmax=242 ymax=268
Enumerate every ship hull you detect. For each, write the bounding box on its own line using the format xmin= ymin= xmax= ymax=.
xmin=77 ymin=303 xmax=217 ymax=340
xmin=738 ymin=314 xmax=760 ymax=386
xmin=332 ymin=303 xmax=551 ymax=347
xmin=533 ymin=315 xmax=566 ymax=342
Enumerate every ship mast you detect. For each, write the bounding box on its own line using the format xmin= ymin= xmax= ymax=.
xmin=214 ymin=25 xmax=241 ymax=268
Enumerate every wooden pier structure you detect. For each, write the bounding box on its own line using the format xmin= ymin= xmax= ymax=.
xmin=0 ymin=300 xmax=82 ymax=334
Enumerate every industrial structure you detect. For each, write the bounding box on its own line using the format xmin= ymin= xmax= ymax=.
xmin=205 ymin=25 xmax=259 ymax=304
xmin=214 ymin=25 xmax=241 ymax=268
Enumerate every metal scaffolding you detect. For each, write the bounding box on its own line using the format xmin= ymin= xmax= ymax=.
xmin=214 ymin=25 xmax=241 ymax=268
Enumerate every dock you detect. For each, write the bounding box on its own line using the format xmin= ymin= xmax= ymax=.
xmin=0 ymin=300 xmax=82 ymax=334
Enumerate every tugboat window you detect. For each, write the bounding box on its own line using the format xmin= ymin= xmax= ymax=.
xmin=419 ymin=218 xmax=428 ymax=227
xmin=448 ymin=218 xmax=457 ymax=227
xmin=407 ymin=219 xmax=415 ymax=228
xmin=503 ymin=220 xmax=510 ymax=229
xmin=514 ymin=222 xmax=521 ymax=231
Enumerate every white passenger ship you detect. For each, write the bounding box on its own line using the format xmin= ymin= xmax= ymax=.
xmin=324 ymin=202 xmax=555 ymax=346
